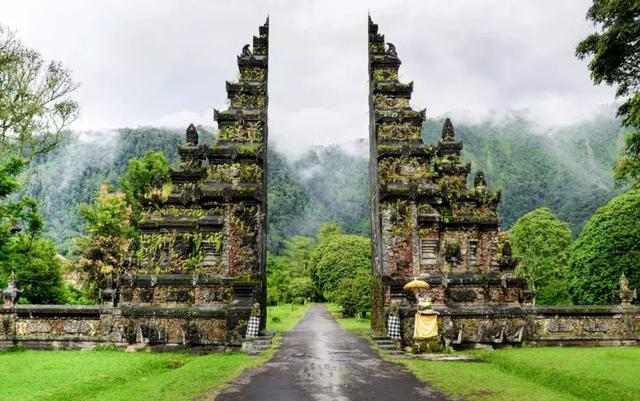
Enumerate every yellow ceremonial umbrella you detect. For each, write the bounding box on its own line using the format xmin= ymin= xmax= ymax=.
xmin=403 ymin=277 xmax=429 ymax=290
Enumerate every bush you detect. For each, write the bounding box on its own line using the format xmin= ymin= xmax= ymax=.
xmin=311 ymin=234 xmax=371 ymax=313
xmin=333 ymin=270 xmax=371 ymax=317
xmin=567 ymin=190 xmax=640 ymax=304
xmin=510 ymin=208 xmax=572 ymax=305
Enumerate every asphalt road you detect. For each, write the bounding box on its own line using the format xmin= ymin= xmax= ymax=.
xmin=215 ymin=303 xmax=450 ymax=401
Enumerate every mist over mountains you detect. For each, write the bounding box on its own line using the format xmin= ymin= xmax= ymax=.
xmin=20 ymin=111 xmax=624 ymax=255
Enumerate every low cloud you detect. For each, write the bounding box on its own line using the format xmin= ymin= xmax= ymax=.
xmin=2 ymin=0 xmax=617 ymax=153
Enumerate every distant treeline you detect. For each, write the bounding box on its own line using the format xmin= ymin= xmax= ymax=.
xmin=20 ymin=112 xmax=624 ymax=256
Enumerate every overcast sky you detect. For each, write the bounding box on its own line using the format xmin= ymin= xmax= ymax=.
xmin=1 ymin=0 xmax=616 ymax=152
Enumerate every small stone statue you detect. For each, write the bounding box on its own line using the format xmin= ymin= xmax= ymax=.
xmin=251 ymin=302 xmax=261 ymax=317
xmin=442 ymin=118 xmax=455 ymax=141
xmin=386 ymin=42 xmax=397 ymax=58
xmin=416 ymin=293 xmax=432 ymax=311
xmin=474 ymin=170 xmax=487 ymax=189
xmin=241 ymin=44 xmax=252 ymax=57
xmin=185 ymin=123 xmax=199 ymax=146
xmin=2 ymin=272 xmax=22 ymax=307
xmin=389 ymin=302 xmax=400 ymax=317
xmin=618 ymin=274 xmax=637 ymax=307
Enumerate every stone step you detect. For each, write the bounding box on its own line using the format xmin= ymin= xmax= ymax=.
xmin=378 ymin=344 xmax=400 ymax=351
xmin=375 ymin=340 xmax=397 ymax=345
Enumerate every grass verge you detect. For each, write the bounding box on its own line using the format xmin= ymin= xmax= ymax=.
xmin=322 ymin=305 xmax=640 ymax=401
xmin=266 ymin=302 xmax=312 ymax=333
xmin=392 ymin=346 xmax=640 ymax=401
xmin=0 ymin=303 xmax=310 ymax=401
xmin=325 ymin=303 xmax=371 ymax=332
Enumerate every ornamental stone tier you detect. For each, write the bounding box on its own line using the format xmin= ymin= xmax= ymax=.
xmin=368 ymin=16 xmax=531 ymax=333
xmin=122 ymin=18 xmax=270 ymax=333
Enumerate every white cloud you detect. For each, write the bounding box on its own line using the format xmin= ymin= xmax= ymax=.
xmin=1 ymin=0 xmax=617 ymax=152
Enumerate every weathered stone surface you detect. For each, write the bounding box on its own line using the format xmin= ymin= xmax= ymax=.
xmin=368 ymin=18 xmax=639 ymax=351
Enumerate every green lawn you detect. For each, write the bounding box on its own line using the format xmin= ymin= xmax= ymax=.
xmin=325 ymin=303 xmax=371 ymax=332
xmin=0 ymin=303 xmax=310 ymax=401
xmin=266 ymin=302 xmax=312 ymax=332
xmin=396 ymin=347 xmax=640 ymax=401
xmin=322 ymin=306 xmax=640 ymax=401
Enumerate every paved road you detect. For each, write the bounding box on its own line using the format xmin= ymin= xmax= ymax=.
xmin=215 ymin=303 xmax=450 ymax=401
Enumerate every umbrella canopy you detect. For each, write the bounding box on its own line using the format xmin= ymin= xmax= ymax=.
xmin=403 ymin=278 xmax=429 ymax=290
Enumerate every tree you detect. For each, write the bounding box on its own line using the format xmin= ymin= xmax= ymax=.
xmin=310 ymin=233 xmax=371 ymax=315
xmin=567 ymin=190 xmax=640 ymax=304
xmin=0 ymin=156 xmax=66 ymax=303
xmin=510 ymin=208 xmax=572 ymax=305
xmin=4 ymin=235 xmax=66 ymax=304
xmin=266 ymin=236 xmax=316 ymax=305
xmin=576 ymin=0 xmax=640 ymax=187
xmin=75 ymin=185 xmax=134 ymax=299
xmin=0 ymin=25 xmax=79 ymax=162
xmin=333 ymin=270 xmax=371 ymax=317
xmin=119 ymin=151 xmax=169 ymax=221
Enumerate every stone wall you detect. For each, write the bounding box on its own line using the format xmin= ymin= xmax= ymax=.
xmin=0 ymin=304 xmax=239 ymax=351
xmin=397 ymin=305 xmax=640 ymax=348
xmin=0 ymin=18 xmax=270 ymax=353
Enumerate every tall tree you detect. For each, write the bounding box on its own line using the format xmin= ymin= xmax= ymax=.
xmin=0 ymin=157 xmax=66 ymax=303
xmin=0 ymin=25 xmax=79 ymax=162
xmin=567 ymin=190 xmax=640 ymax=304
xmin=509 ymin=208 xmax=573 ymax=305
xmin=75 ymin=185 xmax=134 ymax=299
xmin=119 ymin=150 xmax=169 ymax=222
xmin=576 ymin=0 xmax=640 ymax=187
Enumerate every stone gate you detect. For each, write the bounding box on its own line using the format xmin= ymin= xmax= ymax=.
xmin=0 ymin=18 xmax=269 ymax=351
xmin=368 ymin=16 xmax=640 ymax=348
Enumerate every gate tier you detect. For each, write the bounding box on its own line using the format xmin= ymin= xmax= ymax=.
xmin=368 ymin=16 xmax=531 ymax=335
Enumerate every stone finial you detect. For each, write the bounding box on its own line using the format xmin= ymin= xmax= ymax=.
xmin=241 ymin=44 xmax=252 ymax=57
xmin=2 ymin=272 xmax=22 ymax=306
xmin=386 ymin=43 xmax=397 ymax=58
xmin=185 ymin=123 xmax=198 ymax=146
xmin=99 ymin=276 xmax=115 ymax=305
xmin=618 ymin=274 xmax=637 ymax=307
xmin=474 ymin=170 xmax=487 ymax=188
xmin=389 ymin=301 xmax=400 ymax=317
xmin=442 ymin=118 xmax=455 ymax=141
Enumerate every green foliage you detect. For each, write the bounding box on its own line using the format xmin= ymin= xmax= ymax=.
xmin=266 ymin=236 xmax=316 ymax=305
xmin=75 ymin=186 xmax=134 ymax=298
xmin=266 ymin=150 xmax=309 ymax=253
xmin=18 ymin=112 xmax=625 ymax=256
xmin=3 ymin=235 xmax=67 ymax=304
xmin=567 ymin=190 xmax=640 ymax=304
xmin=266 ymin=222 xmax=372 ymax=318
xmin=333 ymin=271 xmax=371 ymax=317
xmin=423 ymin=113 xmax=624 ymax=235
xmin=0 ymin=157 xmax=66 ymax=303
xmin=120 ymin=151 xmax=169 ymax=220
xmin=311 ymin=233 xmax=371 ymax=314
xmin=19 ymin=127 xmax=189 ymax=254
xmin=510 ymin=208 xmax=572 ymax=305
xmin=576 ymin=1 xmax=640 ymax=187
xmin=0 ymin=25 xmax=79 ymax=161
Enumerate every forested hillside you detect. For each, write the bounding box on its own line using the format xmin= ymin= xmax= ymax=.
xmin=423 ymin=112 xmax=625 ymax=233
xmin=20 ymin=112 xmax=624 ymax=256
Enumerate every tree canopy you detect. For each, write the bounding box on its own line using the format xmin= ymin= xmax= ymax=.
xmin=510 ymin=208 xmax=572 ymax=305
xmin=310 ymin=232 xmax=371 ymax=315
xmin=567 ymin=190 xmax=640 ymax=304
xmin=0 ymin=25 xmax=79 ymax=162
xmin=576 ymin=0 xmax=640 ymax=187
